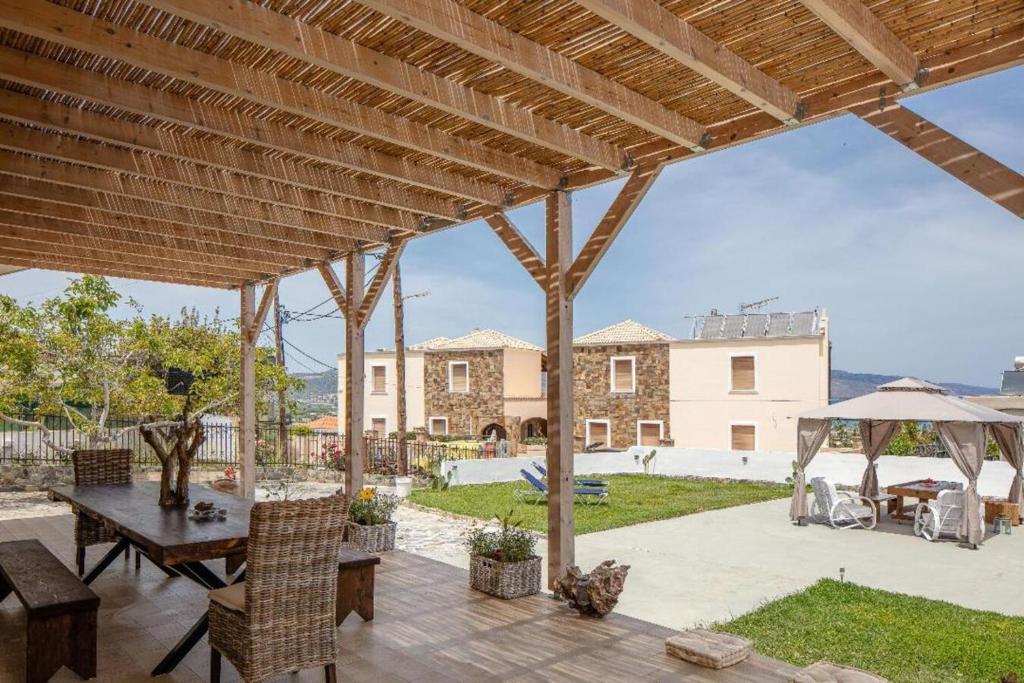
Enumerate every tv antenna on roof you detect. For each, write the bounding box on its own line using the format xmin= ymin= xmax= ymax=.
xmin=738 ymin=296 xmax=778 ymax=313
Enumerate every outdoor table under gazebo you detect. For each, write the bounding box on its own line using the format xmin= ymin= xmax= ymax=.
xmin=790 ymin=378 xmax=1024 ymax=547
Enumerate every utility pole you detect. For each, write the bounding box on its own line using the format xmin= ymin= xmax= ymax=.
xmin=273 ymin=290 xmax=288 ymax=464
xmin=392 ymin=260 xmax=407 ymax=475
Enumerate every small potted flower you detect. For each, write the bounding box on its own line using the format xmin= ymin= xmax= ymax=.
xmin=466 ymin=510 xmax=541 ymax=599
xmin=346 ymin=487 xmax=399 ymax=553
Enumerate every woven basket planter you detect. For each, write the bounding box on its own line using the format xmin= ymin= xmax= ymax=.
xmin=345 ymin=520 xmax=397 ymax=553
xmin=469 ymin=554 xmax=541 ymax=599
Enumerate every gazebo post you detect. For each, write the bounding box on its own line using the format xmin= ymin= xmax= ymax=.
xmin=238 ymin=283 xmax=257 ymax=499
xmin=344 ymin=252 xmax=366 ymax=495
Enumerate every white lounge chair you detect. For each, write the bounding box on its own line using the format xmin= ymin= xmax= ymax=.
xmin=913 ymin=489 xmax=983 ymax=542
xmin=810 ymin=477 xmax=876 ymax=530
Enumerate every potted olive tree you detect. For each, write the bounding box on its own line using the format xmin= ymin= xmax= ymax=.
xmin=346 ymin=487 xmax=399 ymax=552
xmin=466 ymin=511 xmax=540 ymax=599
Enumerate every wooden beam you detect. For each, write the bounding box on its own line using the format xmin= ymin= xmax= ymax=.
xmin=854 ymin=103 xmax=1024 ymax=218
xmin=248 ymin=280 xmax=279 ymax=345
xmin=357 ymin=241 xmax=407 ymax=329
xmin=0 ymin=0 xmax=561 ymax=190
xmin=484 ymin=212 xmax=546 ymax=290
xmin=566 ymin=164 xmax=665 ymax=298
xmin=239 ymin=284 xmax=257 ymax=498
xmin=144 ymin=0 xmax=627 ymax=173
xmin=0 ymin=172 xmax=357 ymax=255
xmin=357 ymin=0 xmax=709 ymax=150
xmin=345 ymin=253 xmax=366 ymax=495
xmin=0 ymin=194 xmax=330 ymax=264
xmin=0 ymin=148 xmax=389 ymax=244
xmin=0 ymin=89 xmax=461 ymax=221
xmin=799 ymin=0 xmax=921 ymax=90
xmin=0 ymin=46 xmax=509 ymax=206
xmin=0 ymin=116 xmax=425 ymax=232
xmin=317 ymin=262 xmax=348 ymax=320
xmin=576 ymin=0 xmax=803 ymax=124
xmin=544 ymin=189 xmax=573 ymax=589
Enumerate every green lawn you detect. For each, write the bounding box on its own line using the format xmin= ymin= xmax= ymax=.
xmin=408 ymin=474 xmax=791 ymax=534
xmin=714 ymin=579 xmax=1024 ymax=683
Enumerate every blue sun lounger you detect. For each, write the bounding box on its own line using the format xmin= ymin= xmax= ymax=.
xmin=514 ymin=469 xmax=608 ymax=505
xmin=531 ymin=462 xmax=607 ymax=488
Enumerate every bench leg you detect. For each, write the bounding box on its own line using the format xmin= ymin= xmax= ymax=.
xmin=336 ymin=566 xmax=375 ymax=626
xmin=26 ymin=609 xmax=97 ymax=682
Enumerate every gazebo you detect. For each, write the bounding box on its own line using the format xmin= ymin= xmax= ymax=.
xmin=790 ymin=378 xmax=1024 ymax=546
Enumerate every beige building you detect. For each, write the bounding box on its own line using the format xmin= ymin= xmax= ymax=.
xmin=339 ymin=312 xmax=830 ymax=452
xmin=965 ymin=357 xmax=1024 ymax=418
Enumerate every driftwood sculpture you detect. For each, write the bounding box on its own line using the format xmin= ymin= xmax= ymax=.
xmin=556 ymin=560 xmax=630 ymax=617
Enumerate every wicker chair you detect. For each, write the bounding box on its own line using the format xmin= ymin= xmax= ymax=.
xmin=208 ymin=494 xmax=350 ymax=683
xmin=71 ymin=448 xmax=132 ymax=576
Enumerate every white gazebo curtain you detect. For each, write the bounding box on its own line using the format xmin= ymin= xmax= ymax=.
xmin=857 ymin=420 xmax=899 ymax=499
xmin=789 ymin=418 xmax=831 ymax=521
xmin=991 ymin=423 xmax=1024 ymax=514
xmin=935 ymin=422 xmax=985 ymax=546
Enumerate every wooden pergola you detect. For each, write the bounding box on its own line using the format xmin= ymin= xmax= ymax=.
xmin=0 ymin=0 xmax=1021 ymax=586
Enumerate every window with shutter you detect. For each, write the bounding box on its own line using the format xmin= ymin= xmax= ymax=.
xmin=731 ymin=424 xmax=756 ymax=451
xmin=371 ymin=418 xmax=386 ymax=438
xmin=610 ymin=357 xmax=635 ymax=393
xmin=371 ymin=365 xmax=386 ymax=394
xmin=731 ymin=356 xmax=756 ymax=391
xmin=638 ymin=422 xmax=662 ymax=446
xmin=448 ymin=361 xmax=469 ymax=393
xmin=586 ymin=420 xmax=609 ymax=446
xmin=430 ymin=417 xmax=448 ymax=435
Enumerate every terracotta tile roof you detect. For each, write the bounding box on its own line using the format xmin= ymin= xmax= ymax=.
xmin=302 ymin=415 xmax=338 ymax=431
xmin=418 ymin=329 xmax=542 ymax=352
xmin=573 ymin=320 xmax=673 ymax=345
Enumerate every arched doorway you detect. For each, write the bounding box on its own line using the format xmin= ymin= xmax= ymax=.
xmin=521 ymin=417 xmax=547 ymax=439
xmin=481 ymin=423 xmax=507 ymax=440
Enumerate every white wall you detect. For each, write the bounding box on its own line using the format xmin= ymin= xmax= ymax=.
xmin=337 ymin=350 xmax=426 ymax=434
xmin=440 ymin=447 xmax=1018 ymax=499
xmin=502 ymin=348 xmax=543 ymax=398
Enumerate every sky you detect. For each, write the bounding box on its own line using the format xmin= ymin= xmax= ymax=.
xmin=1 ymin=67 xmax=1021 ymax=388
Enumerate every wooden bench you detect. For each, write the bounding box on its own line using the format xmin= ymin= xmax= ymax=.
xmin=0 ymin=540 xmax=100 ymax=682
xmin=336 ymin=548 xmax=381 ymax=626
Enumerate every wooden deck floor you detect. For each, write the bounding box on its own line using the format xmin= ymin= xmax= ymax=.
xmin=0 ymin=513 xmax=801 ymax=682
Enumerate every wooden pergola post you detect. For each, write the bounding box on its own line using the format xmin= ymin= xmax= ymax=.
xmin=239 ymin=283 xmax=257 ymax=499
xmin=545 ymin=190 xmax=574 ymax=587
xmin=344 ymin=252 xmax=366 ymax=495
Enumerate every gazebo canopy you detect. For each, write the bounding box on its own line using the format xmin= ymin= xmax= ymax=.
xmin=799 ymin=378 xmax=1024 ymax=425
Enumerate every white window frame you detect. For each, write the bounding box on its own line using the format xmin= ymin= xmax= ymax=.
xmin=369 ymin=364 xmax=388 ymax=395
xmin=428 ymin=416 xmax=449 ymax=436
xmin=728 ymin=421 xmax=758 ymax=452
xmin=585 ymin=419 xmax=611 ymax=446
xmin=729 ymin=352 xmax=758 ymax=393
xmin=448 ymin=360 xmax=470 ymax=394
xmin=609 ymin=356 xmax=636 ymax=394
xmin=370 ymin=415 xmax=388 ymax=437
xmin=636 ymin=420 xmax=664 ymax=446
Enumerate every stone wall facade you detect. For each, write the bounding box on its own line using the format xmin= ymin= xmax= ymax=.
xmin=423 ymin=350 xmax=505 ymax=436
xmin=573 ymin=342 xmax=671 ymax=449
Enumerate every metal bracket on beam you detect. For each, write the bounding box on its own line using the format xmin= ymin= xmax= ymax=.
xmin=690 ymin=132 xmax=713 ymax=153
xmin=620 ymin=154 xmax=636 ymax=172
xmin=557 ymin=175 xmax=570 ymax=190
xmin=785 ymin=101 xmax=808 ymax=126
xmin=503 ymin=192 xmax=517 ymax=207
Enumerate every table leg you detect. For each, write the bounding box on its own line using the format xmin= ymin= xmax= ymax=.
xmin=82 ymin=537 xmax=130 ymax=585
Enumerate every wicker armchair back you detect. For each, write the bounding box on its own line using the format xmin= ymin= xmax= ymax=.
xmin=71 ymin=449 xmax=132 ymax=554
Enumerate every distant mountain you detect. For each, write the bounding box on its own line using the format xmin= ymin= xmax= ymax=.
xmin=289 ymin=370 xmax=337 ymax=419
xmin=831 ymin=370 xmax=998 ymax=402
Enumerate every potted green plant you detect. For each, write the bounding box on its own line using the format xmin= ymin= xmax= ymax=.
xmin=466 ymin=510 xmax=541 ymax=599
xmin=346 ymin=487 xmax=399 ymax=553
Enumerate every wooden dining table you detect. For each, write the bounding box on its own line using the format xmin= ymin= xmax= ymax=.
xmin=50 ymin=481 xmax=253 ymax=676
xmin=885 ymin=479 xmax=963 ymax=523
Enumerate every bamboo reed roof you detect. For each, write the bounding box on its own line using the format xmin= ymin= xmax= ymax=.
xmin=0 ymin=0 xmax=1020 ymax=289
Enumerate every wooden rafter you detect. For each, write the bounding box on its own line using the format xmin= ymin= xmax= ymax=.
xmin=0 ymin=149 xmax=389 ymax=244
xmin=0 ymin=47 xmax=509 ymax=207
xmin=143 ymin=0 xmax=628 ymax=173
xmin=566 ymin=164 xmax=665 ymax=298
xmin=317 ymin=262 xmax=348 ymax=319
xmin=483 ymin=212 xmax=546 ymax=290
xmin=799 ymin=0 xmax=921 ymax=90
xmin=576 ymin=0 xmax=803 ymax=124
xmin=854 ymin=103 xmax=1024 ymax=218
xmin=0 ymin=0 xmax=561 ymax=190
xmin=357 ymin=241 xmax=407 ymax=328
xmin=357 ymin=0 xmax=710 ymax=150
xmin=247 ymin=280 xmax=279 ymax=344
xmin=0 ymin=90 xmax=460 ymax=221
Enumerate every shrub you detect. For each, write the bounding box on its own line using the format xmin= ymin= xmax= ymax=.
xmin=350 ymin=486 xmax=399 ymax=525
xmin=288 ymin=424 xmax=314 ymax=436
xmin=523 ymin=436 xmax=547 ymax=446
xmin=465 ymin=510 xmax=537 ymax=563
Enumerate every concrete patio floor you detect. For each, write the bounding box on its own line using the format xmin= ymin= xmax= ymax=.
xmin=565 ymin=498 xmax=1024 ymax=630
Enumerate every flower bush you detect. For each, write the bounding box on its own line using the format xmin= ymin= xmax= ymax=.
xmin=319 ymin=439 xmax=345 ymax=471
xmin=349 ymin=487 xmax=399 ymax=526
xmin=465 ymin=510 xmax=537 ymax=564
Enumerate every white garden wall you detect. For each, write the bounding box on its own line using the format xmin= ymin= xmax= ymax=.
xmin=441 ymin=447 xmax=1018 ymax=499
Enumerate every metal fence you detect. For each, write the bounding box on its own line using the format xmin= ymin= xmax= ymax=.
xmin=0 ymin=414 xmax=498 ymax=473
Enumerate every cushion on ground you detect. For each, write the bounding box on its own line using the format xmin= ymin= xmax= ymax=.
xmin=209 ymin=582 xmax=245 ymax=612
xmin=664 ymin=629 xmax=751 ymax=669
xmin=789 ymin=660 xmax=889 ymax=683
